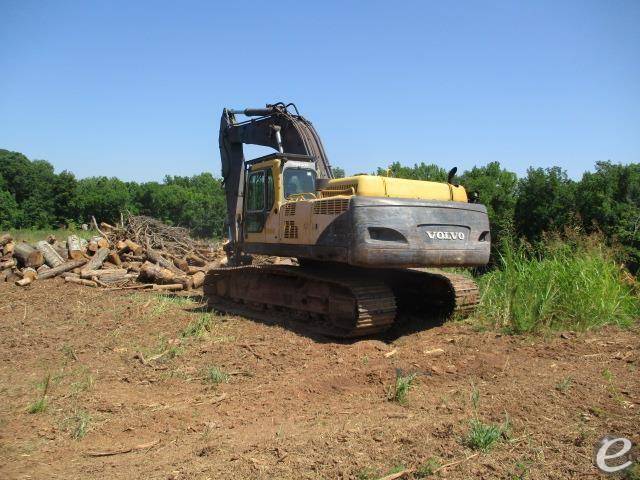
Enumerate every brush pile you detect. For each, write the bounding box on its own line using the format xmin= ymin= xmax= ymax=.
xmin=0 ymin=216 xmax=225 ymax=291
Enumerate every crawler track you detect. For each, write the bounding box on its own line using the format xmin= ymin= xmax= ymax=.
xmin=204 ymin=265 xmax=479 ymax=337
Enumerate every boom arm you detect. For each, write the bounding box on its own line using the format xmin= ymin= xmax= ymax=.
xmin=219 ymin=102 xmax=332 ymax=251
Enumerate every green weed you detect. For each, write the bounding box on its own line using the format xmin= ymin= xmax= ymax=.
xmin=204 ymin=366 xmax=229 ymax=385
xmin=27 ymin=374 xmax=50 ymax=414
xmin=465 ymin=418 xmax=503 ymax=452
xmin=70 ymin=367 xmax=94 ymax=394
xmin=181 ymin=314 xmax=213 ymax=338
xmin=68 ymin=410 xmax=91 ymax=440
xmin=464 ymin=384 xmax=509 ymax=452
xmin=555 ymin=376 xmax=573 ymax=393
xmin=27 ymin=397 xmax=47 ymax=414
xmin=387 ymin=371 xmax=417 ymax=404
xmin=355 ymin=467 xmax=378 ymax=480
xmin=415 ymin=458 xmax=441 ymax=477
xmin=477 ymin=238 xmax=639 ymax=333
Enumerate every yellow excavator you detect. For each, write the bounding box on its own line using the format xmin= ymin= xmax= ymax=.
xmin=204 ymin=102 xmax=490 ymax=337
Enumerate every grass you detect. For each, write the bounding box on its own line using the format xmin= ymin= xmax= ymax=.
xmin=181 ymin=314 xmax=213 ymax=338
xmin=387 ymin=371 xmax=418 ymax=404
xmin=64 ymin=410 xmax=91 ymax=440
xmin=555 ymin=376 xmax=573 ymax=393
xmin=464 ymin=384 xmax=509 ymax=452
xmin=204 ymin=366 xmax=229 ymax=385
xmin=477 ymin=237 xmax=639 ymax=334
xmin=27 ymin=374 xmax=50 ymax=414
xmin=9 ymin=227 xmax=93 ymax=243
xmin=70 ymin=367 xmax=94 ymax=394
xmin=27 ymin=397 xmax=48 ymax=414
xmin=415 ymin=458 xmax=441 ymax=477
xmin=465 ymin=419 xmax=504 ymax=452
xmin=145 ymin=335 xmax=183 ymax=361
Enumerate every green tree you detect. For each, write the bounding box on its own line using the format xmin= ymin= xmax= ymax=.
xmin=332 ymin=167 xmax=345 ymax=178
xmin=376 ymin=162 xmax=448 ymax=182
xmin=73 ymin=177 xmax=134 ymax=224
xmin=514 ymin=166 xmax=576 ymax=242
xmin=460 ymin=162 xmax=518 ymax=239
xmin=576 ymin=161 xmax=640 ymax=270
xmin=0 ymin=173 xmax=19 ymax=229
xmin=52 ymin=170 xmax=78 ymax=225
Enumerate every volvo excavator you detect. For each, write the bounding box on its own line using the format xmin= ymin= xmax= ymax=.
xmin=203 ymin=102 xmax=491 ymax=337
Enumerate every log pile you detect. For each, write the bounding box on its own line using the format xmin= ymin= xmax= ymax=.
xmin=0 ymin=217 xmax=225 ymax=290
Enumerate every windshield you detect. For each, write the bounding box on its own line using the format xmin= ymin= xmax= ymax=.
xmin=283 ymin=168 xmax=316 ymax=198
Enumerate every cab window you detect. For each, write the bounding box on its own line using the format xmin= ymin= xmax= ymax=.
xmin=283 ymin=168 xmax=316 ymax=198
xmin=247 ymin=171 xmax=265 ymax=212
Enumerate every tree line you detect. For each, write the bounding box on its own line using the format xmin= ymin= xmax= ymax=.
xmin=1 ymin=148 xmax=638 ymax=271
xmin=0 ymin=149 xmax=226 ymax=238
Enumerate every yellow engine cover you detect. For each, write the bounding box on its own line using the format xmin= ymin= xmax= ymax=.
xmin=321 ymin=175 xmax=468 ymax=202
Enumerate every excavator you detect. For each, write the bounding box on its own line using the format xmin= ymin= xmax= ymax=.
xmin=203 ymin=102 xmax=490 ymax=337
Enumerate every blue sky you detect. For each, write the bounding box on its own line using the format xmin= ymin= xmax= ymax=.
xmin=1 ymin=0 xmax=638 ymax=181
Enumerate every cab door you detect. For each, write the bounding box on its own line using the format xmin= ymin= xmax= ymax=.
xmin=244 ymin=168 xmax=275 ymax=244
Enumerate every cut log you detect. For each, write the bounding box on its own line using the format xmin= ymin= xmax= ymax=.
xmin=100 ymin=221 xmax=116 ymax=231
xmin=37 ymin=264 xmax=51 ymax=274
xmin=186 ymin=252 xmax=206 ymax=267
xmin=139 ymin=261 xmax=176 ymax=284
xmin=187 ymin=265 xmax=205 ymax=275
xmin=122 ymin=253 xmax=145 ymax=262
xmin=62 ymin=272 xmax=80 ymax=279
xmin=4 ymin=241 xmax=15 ymax=255
xmin=65 ymin=276 xmax=98 ymax=287
xmin=36 ymin=241 xmax=65 ymax=268
xmin=121 ymin=261 xmax=142 ymax=272
xmin=81 ymin=247 xmax=109 ymax=272
xmin=52 ymin=242 xmax=68 ymax=260
xmin=0 ymin=258 xmax=17 ymax=269
xmin=87 ymin=239 xmax=99 ymax=253
xmin=123 ymin=239 xmax=143 ymax=255
xmin=107 ymin=251 xmax=122 ymax=267
xmin=152 ymin=283 xmax=184 ymax=291
xmin=15 ymin=268 xmax=37 ymax=287
xmin=81 ymin=268 xmax=127 ymax=279
xmin=67 ymin=235 xmax=85 ymax=260
xmin=14 ymin=243 xmax=44 ymax=268
xmin=38 ymin=258 xmax=88 ymax=279
xmin=191 ymin=270 xmax=206 ymax=288
xmin=93 ymin=271 xmax=129 ymax=285
xmin=173 ymin=257 xmax=190 ymax=273
xmin=0 ymin=233 xmax=12 ymax=246
xmin=89 ymin=235 xmax=109 ymax=250
xmin=146 ymin=248 xmax=183 ymax=275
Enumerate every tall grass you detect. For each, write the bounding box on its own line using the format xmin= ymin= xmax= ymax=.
xmin=9 ymin=227 xmax=93 ymax=243
xmin=478 ymin=237 xmax=639 ymax=333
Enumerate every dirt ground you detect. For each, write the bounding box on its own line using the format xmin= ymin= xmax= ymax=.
xmin=0 ymin=280 xmax=638 ymax=479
